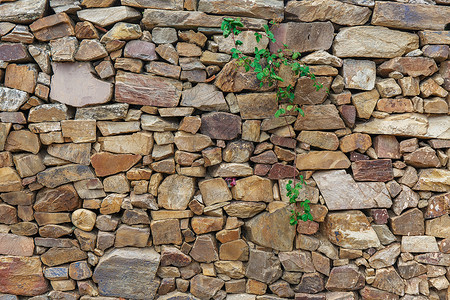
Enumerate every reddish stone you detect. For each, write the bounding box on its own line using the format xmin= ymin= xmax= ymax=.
xmin=373 ymin=135 xmax=401 ymax=159
xmin=0 ymin=256 xmax=49 ymax=296
xmin=91 ymin=152 xmax=141 ymax=177
xmin=268 ymin=163 xmax=299 ymax=180
xmin=0 ymin=233 xmax=34 ymax=256
xmin=390 ymin=208 xmax=424 ymax=236
xmin=425 ymin=193 xmax=449 ymax=219
xmin=251 ymin=151 xmax=278 ymax=164
xmin=359 ymin=286 xmax=399 ymax=300
xmin=270 ymin=135 xmax=296 ymax=149
xmin=352 ymin=159 xmax=394 ymax=182
xmin=160 ymin=246 xmax=192 ymax=267
xmin=29 ymin=12 xmax=75 ymax=42
xmin=297 ymin=220 xmax=319 ymax=235
xmin=349 ymin=151 xmax=370 ymax=162
xmin=376 ymin=98 xmax=413 ymax=113
xmin=0 ymin=43 xmax=31 ymax=62
xmin=33 ymin=184 xmax=81 ymax=212
xmin=370 ymin=209 xmax=389 ymax=225
xmin=338 ymin=105 xmax=356 ymax=128
xmin=0 ymin=203 xmax=17 ymax=224
xmin=124 ymin=40 xmax=157 ymax=61
xmin=378 ymin=57 xmax=438 ymax=77
xmin=254 ymin=164 xmax=271 ymax=176
xmin=200 ymin=112 xmax=241 ymax=140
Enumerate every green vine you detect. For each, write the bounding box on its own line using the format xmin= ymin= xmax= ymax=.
xmin=221 ymin=17 xmax=318 ymax=225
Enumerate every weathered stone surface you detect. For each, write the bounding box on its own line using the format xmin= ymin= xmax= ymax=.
xmin=246 ymin=249 xmax=282 ymax=284
xmin=0 ymin=167 xmax=22 ymax=192
xmin=101 ymin=22 xmax=142 ymax=42
xmin=333 ymin=26 xmax=418 ymax=58
xmin=224 ymin=201 xmax=266 ymax=218
xmin=352 ymin=159 xmax=394 ymax=182
xmin=214 ymin=30 xmax=269 ymax=55
xmin=426 ymin=214 xmax=450 ymax=239
xmin=294 ymin=76 xmax=332 ymax=105
xmin=142 ymin=9 xmax=266 ymax=31
xmin=354 ymin=113 xmax=428 ymax=137
xmin=269 ymin=22 xmax=334 ymax=53
xmin=278 ymin=250 xmax=314 ymax=273
xmin=359 ymin=286 xmax=400 ymax=300
xmin=0 ymin=256 xmax=48 ymax=296
xmin=232 ymin=176 xmax=273 ymax=203
xmin=34 ymin=184 xmax=80 ymax=212
xmin=378 ymin=57 xmax=438 ymax=77
xmin=74 ymin=39 xmax=107 ymax=61
xmin=99 ymin=132 xmax=153 ymax=156
xmin=0 ymin=233 xmax=34 ymax=256
xmin=158 ymin=174 xmax=195 ymax=210
xmin=314 ymin=170 xmax=392 ymax=210
xmin=190 ymin=274 xmax=224 ymax=299
xmin=0 ymin=203 xmax=17 ymax=224
xmin=244 ymin=207 xmax=296 ymax=251
xmin=115 ymin=71 xmax=181 ymax=107
xmin=369 ymin=243 xmax=401 ymax=269
xmin=174 ymin=131 xmax=212 ymax=152
xmin=201 ymin=112 xmax=241 ymax=140
xmin=198 ymin=178 xmax=231 ymax=206
xmin=28 ymin=103 xmax=68 ymax=123
xmin=91 ymin=152 xmax=141 ymax=177
xmin=5 ymin=64 xmax=37 ymax=94
xmin=402 ymin=236 xmax=439 ymax=253
xmin=77 ymin=6 xmax=140 ymax=27
xmin=41 ymin=246 xmax=87 ymax=267
xmin=50 ymin=62 xmax=112 ymax=107
xmin=180 ymin=83 xmax=227 ymax=111
xmin=37 ymin=164 xmax=96 ymax=188
xmin=190 ymin=234 xmax=219 ymax=263
xmin=372 ymin=267 xmax=404 ymax=296
xmin=12 ymin=153 xmax=45 ymax=178
xmin=198 ymin=0 xmax=283 ymax=20
xmin=297 ymin=131 xmax=339 ymax=151
xmin=419 ymin=30 xmax=450 ymax=45
xmin=339 ymin=133 xmax=371 ymax=153
xmin=404 ymin=147 xmax=440 ymax=168
xmin=0 ymin=0 xmax=47 ymax=24
xmin=414 ymin=169 xmax=450 ymax=192
xmin=390 ymin=208 xmax=424 ymax=236
xmin=343 ymin=59 xmax=376 ymax=91
xmin=29 ymin=12 xmax=74 ymax=42
xmin=294 ymin=105 xmax=345 ymax=130
xmin=325 ymin=211 xmax=380 ymax=249
xmin=285 ymin=0 xmax=370 ymax=26
xmin=151 ymin=219 xmax=182 ymax=245
xmin=5 ymin=130 xmax=39 ymax=154
xmin=223 ymin=140 xmax=254 ymax=163
xmin=237 ymin=93 xmax=278 ymax=120
xmin=93 ymin=247 xmax=160 ymax=299
xmin=115 ymin=225 xmax=149 ymax=247
xmin=372 ymin=1 xmax=450 ymax=31
xmin=47 ymin=143 xmax=91 ymax=165
xmin=0 ymin=87 xmax=29 ymax=112
xmin=296 ymin=151 xmax=350 ymax=170
xmin=326 ymin=264 xmax=365 ymax=291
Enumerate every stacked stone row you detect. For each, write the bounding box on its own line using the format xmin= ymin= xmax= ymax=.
xmin=0 ymin=0 xmax=449 ymax=300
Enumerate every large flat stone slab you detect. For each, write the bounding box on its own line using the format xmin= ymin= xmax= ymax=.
xmin=312 ymin=170 xmax=392 ymax=210
xmin=0 ymin=0 xmax=47 ymax=24
xmin=50 ymin=62 xmax=113 ymax=108
xmin=93 ymin=247 xmax=160 ymax=299
xmin=198 ymin=0 xmax=284 ymax=20
xmin=115 ymin=71 xmax=182 ymax=107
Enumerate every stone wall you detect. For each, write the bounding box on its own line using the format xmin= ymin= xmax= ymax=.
xmin=0 ymin=0 xmax=449 ymax=299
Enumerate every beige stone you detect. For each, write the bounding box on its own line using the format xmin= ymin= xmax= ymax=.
xmin=296 ymin=151 xmax=350 ymax=170
xmin=71 ymin=208 xmax=96 ymax=231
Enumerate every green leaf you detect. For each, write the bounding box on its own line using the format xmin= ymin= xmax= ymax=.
xmin=235 ymin=40 xmax=243 ymax=46
xmin=274 ymin=108 xmax=285 ymax=118
xmin=256 ymin=72 xmax=264 ymax=81
xmin=286 ymin=105 xmax=293 ymax=111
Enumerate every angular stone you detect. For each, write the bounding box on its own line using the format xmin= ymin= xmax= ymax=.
xmin=190 ymin=274 xmax=224 ymax=299
xmin=200 ymin=112 xmax=241 ymax=140
xmin=223 ymin=201 xmax=266 ymax=218
xmin=404 ymin=147 xmax=440 ymax=168
xmin=419 ymin=30 xmax=450 ymax=45
xmin=325 ymin=211 xmax=380 ymax=249
xmin=190 ymin=234 xmax=219 ymax=263
xmin=333 ymin=26 xmax=418 ymax=58
xmin=0 ymin=43 xmax=31 ymax=64
xmin=210 ymin=162 xmax=254 ymax=177
xmin=0 ymin=256 xmax=48 ymax=296
xmin=372 ymin=267 xmax=404 ymax=296
xmin=13 ymin=153 xmax=45 ymax=177
xmin=97 ymin=121 xmax=140 ymax=136
xmin=0 ymin=191 xmax=33 ymax=206
xmin=351 ymin=159 xmax=394 ymax=182
xmin=100 ymin=22 xmax=142 ymax=42
xmin=115 ymin=71 xmax=181 ymax=107
xmin=214 ymin=31 xmax=269 ymax=55
xmin=392 ymin=185 xmax=419 ymax=216
xmin=47 ymin=143 xmax=90 ymax=165
xmin=372 ymin=2 xmax=450 ymax=31
xmin=285 ymin=0 xmax=370 ymax=26
xmin=75 ymin=103 xmax=128 ymax=121
xmin=414 ymin=169 xmax=450 ymax=192
xmin=151 ymin=219 xmax=182 ymax=245
xmin=5 ymin=130 xmax=39 ymax=154
xmin=115 ymin=224 xmax=150 ymax=247
xmin=0 ymin=233 xmax=34 ymax=256
xmin=50 ymin=36 xmax=78 ymax=62
xmin=244 ymin=207 xmax=296 ymax=251
xmin=246 ymin=249 xmax=282 ymax=284
xmin=198 ymin=178 xmax=232 ymax=206
xmin=426 ymin=214 xmax=450 ymax=239
xmin=326 ymin=265 xmax=365 ymax=291
xmin=28 ymin=103 xmax=69 ymax=122
xmin=60 ymin=119 xmax=96 ymax=143
xmin=142 ymin=9 xmax=265 ymax=30
xmin=91 ymin=152 xmax=140 ymax=177
xmin=368 ymin=243 xmax=401 ymax=269
xmin=399 ymin=77 xmax=420 ymax=97
xmin=354 ymin=113 xmax=429 ymax=137
xmin=390 ymin=208 xmax=424 ymax=236
xmin=123 ymin=40 xmax=156 ymax=62
xmin=340 ymin=133 xmax=371 ymax=153
xmin=294 ymin=76 xmax=332 ymax=105
xmin=191 ymin=216 xmax=224 ymax=235
xmin=294 ymin=105 xmax=345 ymax=131
xmin=5 ymin=64 xmax=37 ymax=94
xmin=269 ymin=22 xmax=334 ymax=53
xmin=0 ymin=87 xmax=29 ymax=112
xmin=296 ymin=151 xmax=350 ymax=170
xmin=0 ymin=203 xmax=17 ymax=223
xmin=297 ymin=131 xmax=339 ymax=151
xmin=37 ymin=164 xmax=96 ymax=188
xmin=99 ymin=132 xmax=153 ymax=156
xmin=41 ymin=247 xmax=87 ymax=267
xmin=174 ymin=131 xmax=212 ymax=152
xmin=343 ymin=59 xmax=376 ymax=91
xmin=223 ymin=140 xmax=254 ymax=163
xmin=158 ymin=175 xmax=195 ymax=210
xmin=237 ymin=93 xmax=277 ymax=119
xmin=93 ymin=247 xmax=160 ymax=298
xmin=378 ymin=57 xmax=438 ymax=77
xmin=34 ymin=212 xmax=71 ymax=226
xmin=397 ymin=259 xmax=427 ymax=280
xmin=219 ymin=239 xmax=249 ymax=261
xmin=0 ymin=0 xmax=47 ymax=24
xmin=359 ymin=286 xmax=401 ymax=300
xmin=34 ymin=184 xmax=80 ymax=212
xmin=198 ymin=0 xmax=283 ymax=20
xmin=77 ymin=6 xmax=140 ymax=27
xmin=402 ymin=236 xmax=439 ymax=253
xmin=50 ymin=62 xmax=113 ymax=107
xmin=231 ymin=176 xmax=273 ymax=203
xmin=74 ymin=39 xmax=107 ymax=61
xmin=29 ymin=12 xmax=75 ymax=42
xmin=278 ymin=250 xmax=314 ymax=273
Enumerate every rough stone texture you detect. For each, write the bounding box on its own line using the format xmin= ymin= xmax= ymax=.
xmin=198 ymin=0 xmax=283 ymax=20
xmin=0 ymin=0 xmax=47 ymax=24
xmin=93 ymin=247 xmax=160 ymax=299
xmin=158 ymin=175 xmax=195 ymax=210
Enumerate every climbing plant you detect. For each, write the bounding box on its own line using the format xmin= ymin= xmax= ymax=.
xmin=221 ymin=17 xmax=322 ymax=225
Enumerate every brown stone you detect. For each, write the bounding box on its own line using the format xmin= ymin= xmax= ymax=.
xmin=231 ymin=175 xmax=273 ymax=202
xmin=0 ymin=167 xmax=22 ymax=192
xmin=75 ymin=21 xmax=98 ymax=39
xmin=0 ymin=204 xmax=16 ymax=225
xmin=91 ymin=152 xmax=141 ymax=177
xmin=34 ymin=184 xmax=80 ymax=212
xmin=5 ymin=64 xmax=37 ymax=93
xmin=37 ymin=164 xmax=96 ymax=188
xmin=151 ymin=219 xmax=182 ymax=245
xmin=425 ymin=193 xmax=450 ymax=219
xmin=294 ymin=272 xmax=325 ymax=294
xmin=376 ymin=98 xmax=413 ymax=113
xmin=351 ymin=159 xmax=394 ymax=182
xmin=296 ymin=151 xmax=350 ymax=170
xmin=201 ymin=112 xmax=241 ymax=140
xmin=372 ymin=267 xmax=404 ymax=296
xmin=0 ymin=256 xmax=48 ymax=296
xmin=294 ymin=76 xmax=332 ymax=105
xmin=115 ymin=57 xmax=143 ymax=73
xmin=0 ymin=43 xmax=31 ymax=63
xmin=0 ymin=233 xmax=34 ymax=256
xmin=13 ymin=153 xmax=45 ymax=178
xmin=223 ymin=201 xmax=266 ymax=218
xmin=190 ymin=234 xmax=219 ymax=263
xmin=74 ymin=39 xmax=107 ymax=61
xmin=297 ymin=131 xmax=339 ymax=151
xmin=190 ymin=274 xmax=224 ymax=299
xmin=413 ymin=169 xmax=450 ymax=192
xmin=294 ymin=105 xmax=345 ymax=130
xmin=268 ymin=163 xmax=298 ymax=180
xmin=326 ymin=265 xmax=364 ymax=291
xmin=191 ymin=216 xmax=224 ymax=235
xmin=115 ymin=71 xmax=181 ymax=107
xmin=34 ymin=212 xmax=71 ymax=226
xmin=339 ymin=133 xmax=371 ymax=153
xmin=391 ymin=208 xmax=424 ymax=236
xmin=161 ymin=246 xmax=191 ymax=267
xmin=5 ymin=130 xmax=40 ymax=154
xmin=115 ymin=224 xmax=150 ymax=248
xmin=219 ymin=239 xmax=249 ymax=261
xmin=404 ymin=147 xmax=441 ymax=168
xmin=41 ymin=246 xmax=87 ymax=267
xmin=158 ymin=174 xmax=195 ymax=210
xmin=378 ymin=57 xmax=438 ymax=77
xmin=426 ymin=214 xmax=450 ymax=239
xmin=372 ymin=1 xmax=450 ymax=31
xmin=198 ymin=178 xmax=232 ymax=206
xmin=29 ymin=13 xmax=75 ymax=42
xmin=237 ymin=93 xmax=278 ymax=119
xmin=100 ymin=194 xmax=124 ymax=215
xmin=270 ymin=22 xmax=334 ymax=53
xmin=373 ymin=135 xmax=401 ymax=159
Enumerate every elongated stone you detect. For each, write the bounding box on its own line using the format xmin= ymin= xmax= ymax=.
xmin=378 ymin=57 xmax=438 ymax=77
xmin=0 ymin=0 xmax=47 ymax=24
xmin=115 ymin=71 xmax=182 ymax=107
xmin=77 ymin=6 xmax=141 ymax=27
xmin=296 ymin=151 xmax=350 ymax=170
xmin=34 ymin=184 xmax=81 ymax=212
xmin=91 ymin=152 xmax=141 ymax=177
xmin=198 ymin=0 xmax=283 ymax=20
xmin=41 ymin=247 xmax=87 ymax=267
xmin=294 ymin=105 xmax=345 ymax=130
xmin=414 ymin=169 xmax=450 ymax=192
xmin=0 ymin=233 xmax=34 ymax=256
xmin=0 ymin=87 xmax=29 ymax=112
xmin=352 ymin=159 xmax=394 ymax=182
xmin=37 ymin=164 xmax=96 ymax=188
xmin=29 ymin=12 xmax=75 ymax=41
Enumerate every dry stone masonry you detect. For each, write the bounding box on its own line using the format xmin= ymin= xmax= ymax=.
xmin=0 ymin=0 xmax=449 ymax=299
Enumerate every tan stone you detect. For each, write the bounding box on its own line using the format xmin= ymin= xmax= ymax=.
xmin=294 ymin=105 xmax=345 ymax=130
xmin=61 ymin=120 xmax=96 ymax=143
xmin=378 ymin=57 xmax=438 ymax=77
xmin=237 ymin=93 xmax=277 ymax=120
xmin=91 ymin=152 xmax=141 ymax=177
xmin=231 ymin=175 xmax=273 ymax=202
xmin=198 ymin=178 xmax=232 ymax=206
xmin=174 ymin=131 xmax=213 ymax=152
xmin=158 ymin=174 xmax=195 ymax=210
xmin=114 ymin=224 xmax=150 ymax=247
xmin=98 ymin=132 xmax=153 ymax=156
xmin=151 ymin=219 xmax=182 ymax=245
xmin=296 ymin=151 xmax=350 ymax=170
xmin=13 ymin=153 xmax=45 ymax=177
xmin=41 ymin=246 xmax=87 ymax=267
xmin=0 ymin=167 xmax=22 ymax=192
xmin=74 ymin=39 xmax=107 ymax=61
xmin=5 ymin=130 xmax=40 ymax=154
xmin=191 ymin=216 xmax=224 ymax=235
xmin=101 ymin=22 xmax=142 ymax=42
xmin=29 ymin=12 xmax=75 ymax=42
xmin=426 ymin=214 xmax=450 ymax=239
xmin=339 ymin=133 xmax=371 ymax=153
xmin=5 ymin=64 xmax=38 ymax=94
xmin=71 ymin=208 xmax=96 ymax=231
